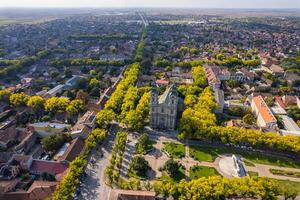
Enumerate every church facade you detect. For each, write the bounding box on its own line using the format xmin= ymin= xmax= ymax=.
xmin=150 ymin=85 xmax=179 ymax=130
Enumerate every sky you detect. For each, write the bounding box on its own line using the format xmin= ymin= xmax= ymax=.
xmin=0 ymin=0 xmax=299 ymax=9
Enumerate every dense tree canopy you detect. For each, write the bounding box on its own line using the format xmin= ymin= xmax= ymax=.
xmin=44 ymin=97 xmax=71 ymax=114
xmin=27 ymin=95 xmax=45 ymax=110
xmin=9 ymin=92 xmax=30 ymax=107
xmin=128 ymin=155 xmax=150 ymax=178
xmin=154 ymin=176 xmax=281 ymax=200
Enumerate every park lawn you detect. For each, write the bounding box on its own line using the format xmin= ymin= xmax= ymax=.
xmin=243 ymin=159 xmax=256 ymax=167
xmin=272 ymin=179 xmax=300 ymax=194
xmin=189 ymin=166 xmax=220 ymax=179
xmin=191 ymin=145 xmax=300 ymax=169
xmin=248 ymin=171 xmax=259 ymax=177
xmin=189 ymin=146 xmax=216 ymax=162
xmin=163 ymin=142 xmax=185 ymax=158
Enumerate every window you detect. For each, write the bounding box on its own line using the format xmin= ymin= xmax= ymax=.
xmin=171 ymin=109 xmax=174 ymax=114
xmin=161 ymin=108 xmax=164 ymax=113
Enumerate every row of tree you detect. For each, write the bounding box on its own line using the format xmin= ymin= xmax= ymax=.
xmin=0 ymin=49 xmax=51 ymax=79
xmin=153 ymin=176 xmax=294 ymax=200
xmin=50 ymin=58 xmax=124 ymax=68
xmin=96 ymin=63 xmax=143 ymax=128
xmin=54 ymin=27 xmax=147 ymax=199
xmin=52 ymin=128 xmax=107 ymax=200
xmin=105 ymin=132 xmax=128 ymax=186
xmin=3 ymin=92 xmax=84 ymax=116
xmin=178 ymin=67 xmax=300 ymax=155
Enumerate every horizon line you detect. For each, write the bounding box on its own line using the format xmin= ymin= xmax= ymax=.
xmin=0 ymin=6 xmax=300 ymax=10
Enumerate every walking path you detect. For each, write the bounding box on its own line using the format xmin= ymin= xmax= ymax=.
xmin=120 ymin=133 xmax=136 ymax=179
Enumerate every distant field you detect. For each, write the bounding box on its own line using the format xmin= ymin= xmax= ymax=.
xmin=0 ymin=17 xmax=58 ymax=26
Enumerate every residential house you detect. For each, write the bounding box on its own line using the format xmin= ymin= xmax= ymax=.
xmin=29 ymin=122 xmax=71 ymax=137
xmin=70 ymin=111 xmax=96 ymax=138
xmin=251 ymin=95 xmax=278 ymax=129
xmin=282 ymin=96 xmax=297 ymax=107
xmin=56 ymin=138 xmax=84 ymax=162
xmin=44 ymin=84 xmax=65 ymax=98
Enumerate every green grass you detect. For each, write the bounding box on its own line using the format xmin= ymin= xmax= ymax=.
xmin=188 ymin=145 xmax=300 ymax=169
xmin=189 ymin=166 xmax=220 ymax=179
xmin=270 ymin=169 xmax=300 ymax=178
xmin=272 ymin=179 xmax=300 ymax=194
xmin=163 ymin=142 xmax=185 ymax=158
xmin=158 ymin=167 xmax=185 ymax=182
xmin=248 ymin=171 xmax=259 ymax=177
xmin=189 ymin=146 xmax=216 ymax=162
xmin=243 ymin=159 xmax=256 ymax=167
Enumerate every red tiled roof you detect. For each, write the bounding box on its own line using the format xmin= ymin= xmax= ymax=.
xmin=253 ymin=96 xmax=277 ymax=124
xmin=28 ymin=181 xmax=57 ymax=200
xmin=30 ymin=160 xmax=68 ymax=175
xmin=58 ymin=138 xmax=84 ymax=162
xmin=155 ymin=79 xmax=169 ymax=85
xmin=274 ymin=96 xmax=285 ymax=109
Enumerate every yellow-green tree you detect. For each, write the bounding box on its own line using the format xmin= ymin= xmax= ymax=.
xmin=27 ymin=95 xmax=45 ymax=111
xmin=44 ymin=97 xmax=70 ymax=114
xmin=9 ymin=92 xmax=30 ymax=107
xmin=66 ymin=100 xmax=84 ymax=115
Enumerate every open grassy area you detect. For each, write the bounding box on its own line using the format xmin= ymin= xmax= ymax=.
xmin=189 ymin=146 xmax=216 ymax=162
xmin=189 ymin=166 xmax=220 ymax=179
xmin=248 ymin=171 xmax=259 ymax=177
xmin=270 ymin=169 xmax=300 ymax=178
xmin=188 ymin=145 xmax=300 ymax=168
xmin=272 ymin=179 xmax=300 ymax=194
xmin=163 ymin=142 xmax=185 ymax=158
xmin=243 ymin=159 xmax=256 ymax=166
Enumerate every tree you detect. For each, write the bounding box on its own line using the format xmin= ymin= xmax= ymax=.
xmin=89 ymin=78 xmax=100 ymax=88
xmin=41 ymin=172 xmax=56 ymax=181
xmin=0 ymin=89 xmax=11 ymax=102
xmin=66 ymin=100 xmax=84 ymax=115
xmin=27 ymin=96 xmax=45 ymax=111
xmin=76 ymin=78 xmax=88 ymax=90
xmin=265 ymin=97 xmax=274 ymax=107
xmin=96 ymin=109 xmax=116 ymax=129
xmin=161 ymin=159 xmax=181 ymax=178
xmin=44 ymin=97 xmax=70 ymax=114
xmin=128 ymin=155 xmax=150 ymax=178
xmin=9 ymin=92 xmax=30 ymax=107
xmin=76 ymin=90 xmax=89 ymax=103
xmin=243 ymin=113 xmax=255 ymax=125
xmin=64 ymin=67 xmax=72 ymax=78
xmin=192 ymin=66 xmax=207 ymax=88
xmin=50 ymin=71 xmax=59 ymax=79
xmin=135 ymin=133 xmax=152 ymax=154
xmin=42 ymin=133 xmax=65 ymax=153
xmin=287 ymin=106 xmax=300 ymax=121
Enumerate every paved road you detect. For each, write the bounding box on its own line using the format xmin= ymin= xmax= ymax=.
xmin=77 ymin=133 xmax=115 ymax=200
